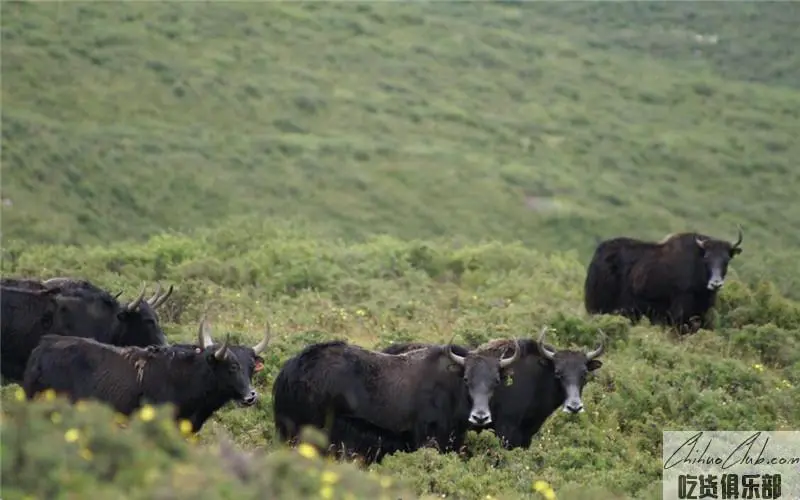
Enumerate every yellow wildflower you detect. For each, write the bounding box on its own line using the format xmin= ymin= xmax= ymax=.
xmin=321 ymin=470 xmax=339 ymax=484
xmin=79 ymin=447 xmax=94 ymax=461
xmin=297 ymin=443 xmax=319 ymax=459
xmin=139 ymin=405 xmax=156 ymax=422
xmin=15 ymin=387 xmax=25 ymax=401
xmin=753 ymin=363 xmax=764 ymax=372
xmin=782 ymin=379 xmax=793 ymax=388
xmin=43 ymin=389 xmax=57 ymax=401
xmin=179 ymin=419 xmax=194 ymax=436
xmin=320 ymin=486 xmax=334 ymax=499
xmin=543 ymin=489 xmax=556 ymax=500
xmin=533 ymin=480 xmax=549 ymax=492
xmin=75 ymin=401 xmax=88 ymax=412
xmin=51 ymin=412 xmax=62 ymax=424
xmin=380 ymin=476 xmax=393 ymax=488
xmin=64 ymin=428 xmax=80 ymax=443
xmin=114 ymin=413 xmax=128 ymax=425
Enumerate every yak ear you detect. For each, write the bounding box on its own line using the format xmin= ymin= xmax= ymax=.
xmin=587 ymin=359 xmax=603 ymax=371
xmin=730 ymin=247 xmax=742 ymax=257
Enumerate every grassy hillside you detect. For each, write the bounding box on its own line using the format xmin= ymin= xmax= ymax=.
xmin=2 ymin=1 xmax=800 ymax=297
xmin=2 ymin=221 xmax=799 ymax=499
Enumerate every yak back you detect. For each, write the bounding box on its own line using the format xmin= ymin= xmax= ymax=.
xmin=22 ymin=335 xmax=145 ymax=414
xmin=381 ymin=342 xmax=470 ymax=356
xmin=275 ymin=340 xmax=466 ymax=434
xmin=626 ymin=232 xmax=709 ymax=297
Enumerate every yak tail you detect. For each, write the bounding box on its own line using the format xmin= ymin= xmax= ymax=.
xmin=583 ymin=242 xmax=622 ymax=314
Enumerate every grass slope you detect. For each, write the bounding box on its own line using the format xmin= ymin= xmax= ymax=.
xmin=2 ymin=220 xmax=799 ymax=499
xmin=2 ymin=1 xmax=800 ymax=296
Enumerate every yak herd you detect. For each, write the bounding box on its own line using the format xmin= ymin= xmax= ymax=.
xmin=0 ymin=228 xmax=744 ymax=464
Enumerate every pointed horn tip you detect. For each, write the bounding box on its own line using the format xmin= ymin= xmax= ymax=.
xmin=146 ymin=282 xmax=162 ymax=304
xmin=126 ymin=282 xmax=147 ymax=311
xmin=252 ymin=323 xmax=272 ymax=354
xmin=151 ymin=284 xmax=174 ymax=309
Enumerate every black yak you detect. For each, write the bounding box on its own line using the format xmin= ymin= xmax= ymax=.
xmin=22 ymin=317 xmax=263 ymax=432
xmin=1 ymin=279 xmax=172 ymax=383
xmin=272 ymin=339 xmax=518 ymax=464
xmin=383 ymin=326 xmax=606 ymax=449
xmin=583 ymin=227 xmax=743 ymax=333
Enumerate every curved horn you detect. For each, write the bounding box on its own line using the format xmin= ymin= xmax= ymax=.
xmin=214 ymin=334 xmax=231 ymax=360
xmin=447 ymin=344 xmax=466 ymax=366
xmin=444 ymin=332 xmax=465 ymax=366
xmin=145 ymin=282 xmax=162 ymax=306
xmin=695 ymin=236 xmax=706 ymax=249
xmin=113 ymin=290 xmax=124 ymax=300
xmin=499 ymin=338 xmax=520 ymax=368
xmin=732 ymin=225 xmax=743 ymax=249
xmin=151 ymin=284 xmax=174 ymax=309
xmin=197 ymin=315 xmax=214 ymax=348
xmin=586 ymin=329 xmax=605 ymax=360
xmin=536 ymin=326 xmax=556 ymax=361
xmin=125 ymin=283 xmax=147 ymax=312
xmin=252 ymin=320 xmax=272 ymax=355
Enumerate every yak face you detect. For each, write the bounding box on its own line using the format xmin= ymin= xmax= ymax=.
xmin=195 ymin=317 xmax=272 ymax=407
xmin=695 ymin=228 xmax=743 ymax=291
xmin=536 ymin=328 xmax=604 ymax=415
xmin=115 ymin=283 xmax=173 ymax=347
xmin=205 ymin=337 xmax=258 ymax=407
xmin=447 ymin=342 xmax=519 ymax=427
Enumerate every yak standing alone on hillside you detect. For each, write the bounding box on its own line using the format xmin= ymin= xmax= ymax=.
xmin=583 ymin=227 xmax=743 ymax=333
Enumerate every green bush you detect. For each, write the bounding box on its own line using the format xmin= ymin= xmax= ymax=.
xmin=2 ymin=226 xmax=798 ymax=499
xmin=0 ymin=390 xmax=418 ymax=500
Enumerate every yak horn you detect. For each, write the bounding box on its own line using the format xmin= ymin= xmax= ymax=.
xmin=732 ymin=225 xmax=743 ymax=249
xmin=145 ymin=282 xmax=162 ymax=306
xmin=151 ymin=284 xmax=174 ymax=309
xmin=125 ymin=283 xmax=147 ymax=312
xmin=214 ymin=334 xmax=231 ymax=360
xmin=695 ymin=236 xmax=706 ymax=249
xmin=445 ymin=332 xmax=465 ymax=366
xmin=252 ymin=321 xmax=272 ymax=355
xmin=198 ymin=315 xmax=215 ymax=348
xmin=499 ymin=338 xmax=520 ymax=368
xmin=536 ymin=326 xmax=556 ymax=361
xmin=586 ymin=329 xmax=605 ymax=360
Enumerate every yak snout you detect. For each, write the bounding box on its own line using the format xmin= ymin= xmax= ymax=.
xmin=468 ymin=409 xmax=492 ymax=426
xmin=241 ymin=389 xmax=258 ymax=406
xmin=707 ymin=277 xmax=724 ymax=290
xmin=563 ymin=400 xmax=584 ymax=414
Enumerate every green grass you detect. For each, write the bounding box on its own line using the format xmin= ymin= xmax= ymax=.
xmin=2 ymin=1 xmax=800 ymax=499
xmin=2 ymin=221 xmax=799 ymax=499
xmin=2 ymin=1 xmax=799 ymax=296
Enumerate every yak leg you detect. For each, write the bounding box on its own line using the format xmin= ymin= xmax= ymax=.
xmin=668 ymin=295 xmax=697 ymax=334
